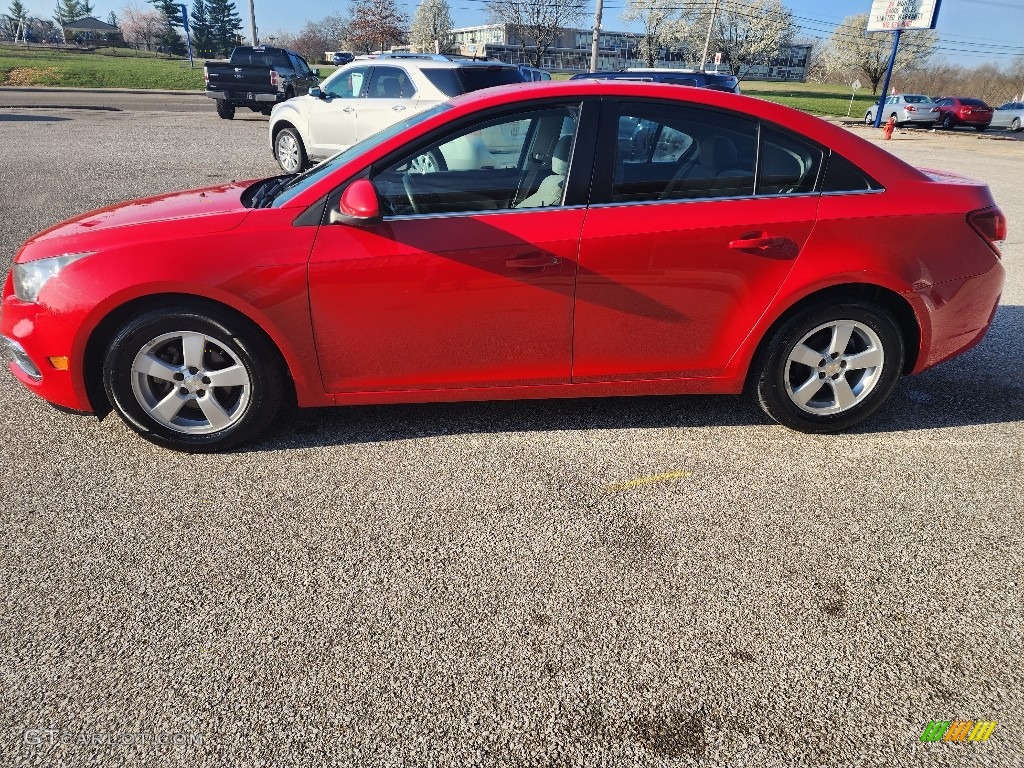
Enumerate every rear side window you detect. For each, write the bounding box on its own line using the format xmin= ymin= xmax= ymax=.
xmin=758 ymin=127 xmax=822 ymax=195
xmin=821 ymin=153 xmax=882 ymax=193
xmin=610 ymin=103 xmax=756 ymax=203
xmin=367 ymin=66 xmax=416 ymax=98
xmin=904 ymin=94 xmax=931 ymax=103
xmin=961 ymin=98 xmax=987 ymax=106
xmin=456 ymin=67 xmax=526 ymax=93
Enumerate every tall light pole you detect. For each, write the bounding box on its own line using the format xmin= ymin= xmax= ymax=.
xmin=700 ymin=0 xmax=720 ymax=70
xmin=589 ymin=0 xmax=603 ymax=72
xmin=248 ymin=0 xmax=257 ymax=45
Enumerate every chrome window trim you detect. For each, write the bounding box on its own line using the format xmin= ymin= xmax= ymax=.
xmin=820 ymin=188 xmax=886 ymax=197
xmin=587 ymin=191 xmax=821 ymax=210
xmin=382 ymin=204 xmax=589 ymax=222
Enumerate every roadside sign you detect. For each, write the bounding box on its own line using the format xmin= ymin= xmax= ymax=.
xmin=867 ymin=0 xmax=941 ymax=32
xmin=851 ymin=79 xmax=862 ymax=91
xmin=714 ymin=52 xmax=722 ymax=65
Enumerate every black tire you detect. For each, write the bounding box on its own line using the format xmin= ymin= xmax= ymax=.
xmin=284 ymin=87 xmax=295 ymax=100
xmin=753 ymin=302 xmax=904 ymax=433
xmin=1012 ymin=117 xmax=1021 ymax=132
xmin=975 ymin=125 xmax=987 ymax=132
xmin=890 ymin=112 xmax=901 ymax=128
xmin=273 ymin=126 xmax=307 ymax=174
xmin=864 ymin=111 xmax=874 ymax=126
xmin=216 ymin=100 xmax=235 ymax=120
xmin=941 ymin=114 xmax=955 ymax=130
xmin=103 ymin=307 xmax=284 ymax=452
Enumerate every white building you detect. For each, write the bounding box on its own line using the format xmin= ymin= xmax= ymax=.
xmin=450 ymin=24 xmax=810 ymax=81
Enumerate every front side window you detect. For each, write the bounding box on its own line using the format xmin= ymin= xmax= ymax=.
xmin=371 ymin=105 xmax=580 ymax=216
xmin=324 ymin=67 xmax=367 ymax=99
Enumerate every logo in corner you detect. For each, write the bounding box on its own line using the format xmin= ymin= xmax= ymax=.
xmin=921 ymin=720 xmax=996 ymax=743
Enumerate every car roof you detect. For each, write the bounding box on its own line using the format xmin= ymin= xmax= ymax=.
xmin=359 ymin=53 xmax=519 ymax=70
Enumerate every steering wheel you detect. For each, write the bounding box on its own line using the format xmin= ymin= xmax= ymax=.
xmin=401 ymin=173 xmax=421 ymax=214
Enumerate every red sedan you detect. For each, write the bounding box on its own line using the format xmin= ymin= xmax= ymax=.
xmin=934 ymin=96 xmax=994 ymax=131
xmin=1 ymin=81 xmax=1007 ymax=451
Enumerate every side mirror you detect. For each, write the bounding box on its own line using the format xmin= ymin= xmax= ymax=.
xmin=329 ymin=179 xmax=382 ymax=226
xmin=308 ymin=86 xmax=323 ymax=98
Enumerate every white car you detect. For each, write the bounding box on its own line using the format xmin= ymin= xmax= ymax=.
xmin=990 ymin=101 xmax=1024 ymax=131
xmin=864 ymin=94 xmax=940 ymax=127
xmin=269 ymin=53 xmax=525 ymax=173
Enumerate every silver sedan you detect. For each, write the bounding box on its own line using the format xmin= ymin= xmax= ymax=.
xmin=865 ymin=94 xmax=940 ymax=127
xmin=990 ymin=101 xmax=1024 ymax=131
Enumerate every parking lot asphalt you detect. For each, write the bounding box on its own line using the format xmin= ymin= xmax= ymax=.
xmin=0 ymin=100 xmax=1021 ymax=767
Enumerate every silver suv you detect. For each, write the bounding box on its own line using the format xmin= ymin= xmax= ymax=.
xmin=269 ymin=53 xmax=525 ymax=173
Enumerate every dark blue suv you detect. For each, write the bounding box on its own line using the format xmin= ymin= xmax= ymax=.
xmin=570 ymin=68 xmax=740 ymax=94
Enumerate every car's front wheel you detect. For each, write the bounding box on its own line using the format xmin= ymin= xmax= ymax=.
xmin=103 ymin=307 xmax=284 ymax=451
xmin=754 ymin=303 xmax=904 ymax=433
xmin=1012 ymin=117 xmax=1021 ymax=132
xmin=274 ymin=126 xmax=307 ymax=173
xmin=942 ymin=114 xmax=955 ymax=129
xmin=864 ymin=111 xmax=874 ymax=125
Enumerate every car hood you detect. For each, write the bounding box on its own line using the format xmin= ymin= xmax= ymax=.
xmin=17 ymin=181 xmax=255 ymax=262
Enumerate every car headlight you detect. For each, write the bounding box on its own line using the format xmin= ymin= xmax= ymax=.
xmin=12 ymin=251 xmax=96 ymax=302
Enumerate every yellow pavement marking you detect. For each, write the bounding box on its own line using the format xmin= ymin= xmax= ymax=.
xmin=606 ymin=471 xmax=692 ymax=492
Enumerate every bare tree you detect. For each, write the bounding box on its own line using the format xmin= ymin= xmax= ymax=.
xmin=621 ymin=0 xmax=700 ymax=68
xmin=409 ymin=0 xmax=453 ymax=54
xmin=348 ymin=0 xmax=406 ymax=54
xmin=826 ymin=12 xmax=938 ymax=95
xmin=486 ymin=0 xmax=583 ymax=68
xmin=702 ymin=0 xmax=796 ymax=78
xmin=119 ymin=0 xmax=163 ymax=49
xmin=276 ymin=16 xmax=351 ymax=63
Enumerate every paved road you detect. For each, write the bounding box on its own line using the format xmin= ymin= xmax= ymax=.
xmin=0 ymin=102 xmax=1021 ymax=768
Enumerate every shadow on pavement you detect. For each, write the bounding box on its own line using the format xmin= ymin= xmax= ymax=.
xmin=0 ymin=113 xmax=71 ymax=122
xmin=249 ymin=304 xmax=1024 ymax=452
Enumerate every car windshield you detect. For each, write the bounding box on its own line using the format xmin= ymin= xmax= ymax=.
xmin=903 ymin=95 xmax=932 ymax=103
xmin=269 ymin=103 xmax=453 ymax=208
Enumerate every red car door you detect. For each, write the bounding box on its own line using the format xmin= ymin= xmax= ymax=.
xmin=573 ymin=102 xmax=821 ymax=382
xmin=308 ymin=103 xmax=589 ymax=393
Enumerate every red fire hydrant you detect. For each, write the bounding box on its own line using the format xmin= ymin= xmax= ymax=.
xmin=883 ymin=114 xmax=896 ymax=141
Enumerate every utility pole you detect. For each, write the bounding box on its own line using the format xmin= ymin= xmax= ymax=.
xmin=589 ymin=0 xmax=603 ymax=73
xmin=248 ymin=0 xmax=257 ymax=45
xmin=700 ymin=0 xmax=720 ymax=70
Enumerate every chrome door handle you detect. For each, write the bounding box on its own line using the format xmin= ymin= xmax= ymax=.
xmin=343 ymin=106 xmax=355 ymax=113
xmin=392 ymin=105 xmax=407 ymax=112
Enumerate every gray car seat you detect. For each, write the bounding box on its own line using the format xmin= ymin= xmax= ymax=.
xmin=515 ymin=135 xmax=573 ymax=208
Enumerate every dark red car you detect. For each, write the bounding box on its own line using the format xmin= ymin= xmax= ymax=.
xmin=934 ymin=96 xmax=994 ymax=131
xmin=1 ymin=81 xmax=1007 ymax=451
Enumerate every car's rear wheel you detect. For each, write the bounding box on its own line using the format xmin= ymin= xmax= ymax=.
xmin=754 ymin=303 xmax=904 ymax=433
xmin=407 ymin=149 xmax=446 ymax=174
xmin=216 ymin=100 xmax=234 ymax=120
xmin=274 ymin=126 xmax=307 ymax=174
xmin=1012 ymin=117 xmax=1021 ymax=132
xmin=103 ymin=308 xmax=284 ymax=452
xmin=975 ymin=125 xmax=987 ymax=132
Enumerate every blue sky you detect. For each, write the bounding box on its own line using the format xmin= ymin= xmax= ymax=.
xmin=63 ymin=0 xmax=1024 ymax=65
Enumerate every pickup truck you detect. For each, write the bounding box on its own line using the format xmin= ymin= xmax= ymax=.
xmin=204 ymin=46 xmax=320 ymax=119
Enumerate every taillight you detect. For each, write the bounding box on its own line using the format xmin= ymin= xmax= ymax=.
xmin=906 ymin=105 xmax=916 ymax=111
xmin=271 ymin=71 xmax=281 ymax=89
xmin=203 ymin=66 xmax=208 ymax=84
xmin=968 ymin=207 xmax=1007 ymax=256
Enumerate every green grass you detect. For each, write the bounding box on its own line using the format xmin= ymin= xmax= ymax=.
xmin=0 ymin=45 xmax=205 ymax=89
xmin=741 ymin=81 xmax=879 ymax=118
